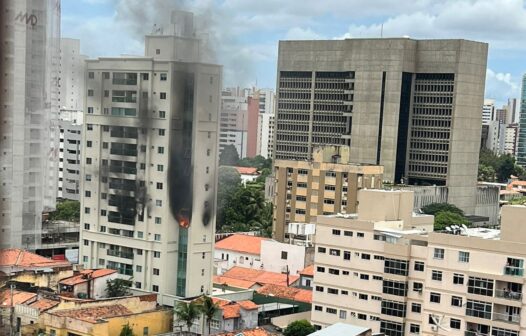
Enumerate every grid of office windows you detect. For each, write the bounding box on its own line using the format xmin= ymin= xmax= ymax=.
xmin=381 ymin=300 xmax=407 ymax=318
xmin=380 ymin=320 xmax=404 ymax=336
xmin=468 ymin=277 xmax=494 ymax=296
xmin=466 ymin=300 xmax=492 ymax=319
xmin=384 ymin=258 xmax=409 ymax=276
xmin=492 ymin=328 xmax=518 ymax=336
xmin=382 ymin=280 xmax=407 ymax=296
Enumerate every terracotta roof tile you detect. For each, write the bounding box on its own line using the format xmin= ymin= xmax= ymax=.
xmin=59 ymin=269 xmax=116 ymax=286
xmin=0 ymin=249 xmax=70 ymax=269
xmin=215 ymin=234 xmax=268 ymax=255
xmin=222 ymin=267 xmax=299 ymax=287
xmin=211 ymin=298 xmax=258 ymax=319
xmin=28 ymin=298 xmax=60 ymax=312
xmin=238 ymin=300 xmax=258 ymax=310
xmin=221 ymin=303 xmax=241 ymax=319
xmin=233 ymin=167 xmax=259 ymax=175
xmin=299 ymin=265 xmax=314 ymax=276
xmin=216 ymin=327 xmax=277 ymax=336
xmin=213 ymin=275 xmax=258 ymax=289
xmin=50 ymin=304 xmax=132 ymax=323
xmin=0 ymin=290 xmax=37 ymax=307
xmin=257 ymin=284 xmax=312 ymax=303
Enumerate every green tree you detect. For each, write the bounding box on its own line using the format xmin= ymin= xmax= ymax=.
xmin=217 ymin=167 xmax=242 ymax=231
xmin=283 ymin=319 xmax=316 ymax=336
xmin=174 ymin=301 xmax=201 ymax=334
xmin=49 ymin=200 xmax=80 ymax=221
xmin=105 ymin=278 xmax=131 ymax=298
xmin=434 ymin=211 xmax=471 ymax=231
xmin=496 ymin=154 xmax=516 ymax=182
xmin=508 ymin=197 xmax=526 ymax=205
xmin=256 ymin=167 xmax=272 ymax=184
xmin=199 ymin=296 xmax=220 ymax=336
xmin=119 ymin=323 xmax=135 ymax=336
xmin=478 ymin=164 xmax=496 ymax=182
xmin=219 ymin=144 xmax=240 ymax=166
xmin=421 ymin=203 xmax=464 ymax=217
xmin=238 ymin=155 xmax=272 ymax=170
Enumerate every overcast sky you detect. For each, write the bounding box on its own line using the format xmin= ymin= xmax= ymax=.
xmin=62 ymin=0 xmax=526 ymax=106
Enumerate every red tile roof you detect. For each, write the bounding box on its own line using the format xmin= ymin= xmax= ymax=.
xmin=234 ymin=167 xmax=260 ymax=175
xmin=28 ymin=298 xmax=60 ymax=312
xmin=59 ymin=269 xmax=116 ymax=286
xmin=257 ymin=284 xmax=312 ymax=303
xmin=0 ymin=290 xmax=37 ymax=307
xmin=0 ymin=249 xmax=70 ymax=269
xmin=50 ymin=304 xmax=132 ymax=323
xmin=215 ymin=234 xmax=268 ymax=255
xmin=213 ymin=275 xmax=259 ymax=289
xmin=238 ymin=300 xmax=258 ymax=310
xmin=216 ymin=328 xmax=277 ymax=336
xmin=212 ymin=298 xmax=258 ymax=320
xmin=299 ymin=265 xmax=314 ymax=277
xmin=222 ymin=267 xmax=299 ymax=287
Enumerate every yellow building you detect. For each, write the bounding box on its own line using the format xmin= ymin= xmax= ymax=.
xmin=272 ymin=146 xmax=383 ymax=241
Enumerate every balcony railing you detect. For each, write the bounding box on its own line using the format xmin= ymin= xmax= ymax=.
xmin=112 ymin=78 xmax=137 ymax=85
xmin=493 ymin=312 xmax=520 ymax=324
xmin=495 ymin=289 xmax=522 ymax=301
xmin=465 ymin=331 xmax=489 ymax=336
xmin=504 ymin=266 xmax=524 ymax=277
xmin=107 ymin=249 xmax=134 ymax=259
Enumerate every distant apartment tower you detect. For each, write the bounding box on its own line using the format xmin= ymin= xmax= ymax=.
xmin=80 ymin=11 xmax=221 ymax=303
xmin=219 ymin=88 xmax=251 ymax=158
xmin=504 ymin=124 xmax=519 ymax=157
xmin=482 ymin=99 xmax=495 ymax=125
xmin=485 ymin=121 xmax=505 ymax=155
xmin=273 ymin=146 xmax=383 ymax=241
xmin=255 ymin=89 xmax=276 ymax=159
xmin=508 ymin=98 xmax=519 ymax=124
xmin=517 ymin=75 xmax=526 ymax=166
xmin=275 ymin=38 xmax=488 ymax=213
xmin=0 ymin=0 xmax=61 ymax=249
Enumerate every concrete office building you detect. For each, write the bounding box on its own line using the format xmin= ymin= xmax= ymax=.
xmin=79 ymin=11 xmax=221 ymax=303
xmin=273 ymin=146 xmax=383 ymax=241
xmin=312 ymin=188 xmax=526 ymax=336
xmin=516 ymin=75 xmax=526 ymax=166
xmin=0 ymin=0 xmax=61 ymax=249
xmin=275 ymin=38 xmax=488 ymax=213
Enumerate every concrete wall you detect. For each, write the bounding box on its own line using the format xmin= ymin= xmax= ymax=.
xmin=214 ymin=249 xmax=262 ymax=275
xmin=260 ymin=240 xmax=307 ymax=275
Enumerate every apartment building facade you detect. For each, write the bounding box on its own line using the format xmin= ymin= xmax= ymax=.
xmin=219 ymin=87 xmax=251 ymax=158
xmin=79 ymin=11 xmax=221 ymax=303
xmin=275 ymin=38 xmax=488 ymax=213
xmin=255 ymin=89 xmax=276 ymax=159
xmin=312 ymin=189 xmax=526 ymax=336
xmin=273 ymin=146 xmax=383 ymax=241
xmin=517 ymin=75 xmax=526 ymax=166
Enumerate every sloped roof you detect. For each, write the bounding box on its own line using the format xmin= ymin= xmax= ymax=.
xmin=238 ymin=300 xmax=258 ymax=310
xmin=212 ymin=298 xmax=258 ymax=320
xmin=59 ymin=269 xmax=116 ymax=286
xmin=216 ymin=327 xmax=277 ymax=336
xmin=50 ymin=304 xmax=132 ymax=323
xmin=256 ymin=284 xmax=312 ymax=303
xmin=0 ymin=249 xmax=70 ymax=269
xmin=234 ymin=167 xmax=260 ymax=175
xmin=299 ymin=265 xmax=314 ymax=277
xmin=213 ymin=275 xmax=259 ymax=289
xmin=0 ymin=290 xmax=37 ymax=307
xmin=222 ymin=267 xmax=299 ymax=287
xmin=215 ymin=234 xmax=268 ymax=255
xmin=309 ymin=323 xmax=370 ymax=336
xmin=28 ymin=298 xmax=60 ymax=312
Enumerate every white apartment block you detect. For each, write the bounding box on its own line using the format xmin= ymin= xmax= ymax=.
xmin=58 ymin=110 xmax=83 ymax=200
xmin=79 ymin=11 xmax=221 ymax=304
xmin=312 ymin=189 xmax=526 ymax=336
xmin=0 ymin=0 xmax=60 ymax=249
xmin=255 ymin=89 xmax=276 ymax=159
xmin=504 ymin=124 xmax=519 ymax=157
xmin=483 ymin=99 xmax=495 ymax=125
xmin=219 ymin=88 xmax=251 ymax=158
xmin=59 ymin=38 xmax=87 ymax=111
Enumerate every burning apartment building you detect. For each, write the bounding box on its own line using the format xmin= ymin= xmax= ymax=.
xmin=79 ymin=11 xmax=221 ymax=303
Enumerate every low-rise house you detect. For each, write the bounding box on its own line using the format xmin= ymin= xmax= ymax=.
xmin=256 ymin=284 xmax=312 ymax=304
xmin=210 ymin=298 xmax=259 ymax=334
xmin=0 ymin=289 xmax=37 ymax=333
xmin=216 ymin=327 xmax=278 ymax=336
xmin=298 ymin=265 xmax=313 ymax=289
xmin=233 ymin=166 xmax=260 ymax=185
xmin=218 ymin=267 xmax=299 ymax=288
xmin=58 ymin=269 xmax=118 ymax=299
xmin=15 ymin=297 xmax=60 ymax=334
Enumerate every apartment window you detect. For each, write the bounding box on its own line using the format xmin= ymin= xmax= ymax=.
xmin=159 ymin=111 xmax=166 ymax=118
xmin=318 ymin=247 xmax=326 ymax=253
xmin=357 ymin=232 xmax=365 ymax=238
xmin=413 ymin=282 xmax=423 ymax=292
xmin=411 ymin=303 xmax=421 ymax=313
xmin=371 ymin=295 xmax=382 ymax=301
xmin=373 ymin=275 xmax=383 ymax=281
xmin=88 ymin=72 xmax=94 ymax=79
xmin=84 ymin=223 xmax=90 ymax=230
xmin=492 ymin=328 xmax=519 ymax=336
xmin=158 ymin=147 xmax=164 ymax=154
xmin=87 ymin=124 xmax=93 ymax=130
xmin=98 ymin=258 xmax=105 ymax=266
xmin=154 ymin=234 xmax=161 ymax=241
xmin=329 ymin=268 xmax=340 ymax=275
xmin=344 ymin=231 xmax=353 ymax=237
xmin=332 ymin=229 xmax=341 ymax=235
xmin=83 ymin=239 xmax=89 ymax=246
xmin=88 ymin=89 xmax=94 ymax=96
xmin=142 ymin=73 xmax=149 ymax=80
xmin=103 ymin=142 xmax=108 ymax=149
xmin=158 ymin=129 xmax=165 ymax=136
xmin=100 ymin=226 xmax=106 ymax=232
xmin=384 ymin=258 xmax=408 ymax=275
xmin=450 ymin=319 xmax=461 ymax=330
xmin=136 ymin=249 xmax=142 ymax=255
xmin=156 ymin=182 xmax=163 ymax=189
xmin=153 ymin=268 xmax=160 ymax=275
xmin=317 ymin=266 xmax=325 ymax=273
xmin=360 ymin=274 xmax=369 ymax=280
xmin=157 ymin=164 xmax=164 ymax=172
xmin=136 ymin=265 xmax=142 ymax=272
xmin=431 ymin=270 xmax=443 ymax=281
xmin=160 ymin=73 xmax=167 ymax=81
xmin=155 ymin=49 xmax=160 ymax=54
xmin=414 ymin=261 xmax=425 ymax=272
xmin=468 ymin=276 xmax=494 ymax=296
xmin=103 ymin=72 xmax=110 ymax=79
xmin=155 ymin=217 xmax=161 ymax=224
xmin=466 ymin=299 xmax=492 ymax=319
xmin=453 ymin=273 xmax=464 ymax=285
xmin=329 ymin=249 xmax=340 ymax=256
xmin=341 ymin=290 xmax=348 ymax=295
xmin=374 ymin=255 xmax=385 ymax=260
xmin=361 ymin=253 xmax=371 ymax=260
xmin=152 ymin=285 xmax=159 ymax=292
xmin=137 ymin=231 xmax=143 ymax=238
xmin=381 ymin=300 xmax=407 ymax=318
xmin=153 ymin=251 xmax=161 ymax=258
xmin=328 ymin=288 xmax=338 ymax=294
xmin=281 ymin=251 xmax=288 ymax=260
xmin=85 ymin=190 xmax=91 ymax=197
xmin=430 ymin=292 xmax=441 ymax=303
xmin=86 ymin=140 xmax=92 ymax=147
xmin=339 ymin=310 xmax=347 ymax=319
xmin=359 ymin=294 xmax=368 ymax=300
xmin=451 ymin=296 xmax=463 ymax=307
xmin=86 ymin=158 xmax=92 ymax=164
xmin=459 ymin=251 xmax=470 ymax=263
xmin=380 ymin=320 xmax=404 ymax=336
xmin=84 ymin=207 xmax=90 ymax=214
xmin=314 ymin=305 xmax=322 ymax=311
xmin=315 ymin=286 xmax=324 ymax=292
xmin=343 ymin=251 xmax=351 ymax=260
xmin=100 ymin=209 xmax=106 ymax=216
xmin=87 ymin=107 xmax=93 ymax=114
xmin=434 ymin=248 xmax=445 ymax=260
xmin=160 ymin=92 xmax=166 ymax=99
xmin=410 ymin=324 xmax=420 ymax=334
xmin=383 ymin=280 xmax=407 ymax=296
xmin=326 ymin=308 xmax=337 ymax=314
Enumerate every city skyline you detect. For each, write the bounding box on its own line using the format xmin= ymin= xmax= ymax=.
xmin=62 ymin=0 xmax=526 ymax=106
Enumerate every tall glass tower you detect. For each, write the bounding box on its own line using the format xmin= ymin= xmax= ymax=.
xmin=516 ymin=74 xmax=526 ymax=166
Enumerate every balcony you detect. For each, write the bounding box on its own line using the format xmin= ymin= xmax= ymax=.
xmin=107 ymin=249 xmax=134 ymax=259
xmin=495 ymin=289 xmax=522 ymax=301
xmin=465 ymin=332 xmax=488 ymax=336
xmin=504 ymin=266 xmax=524 ymax=277
xmin=493 ymin=312 xmax=520 ymax=324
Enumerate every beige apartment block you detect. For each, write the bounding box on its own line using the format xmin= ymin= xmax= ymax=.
xmin=272 ymin=146 xmax=383 ymax=241
xmin=312 ymin=189 xmax=526 ymax=336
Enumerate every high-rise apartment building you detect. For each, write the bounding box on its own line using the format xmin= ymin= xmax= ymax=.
xmin=516 ymin=75 xmax=526 ymax=166
xmin=79 ymin=11 xmax=221 ymax=303
xmin=219 ymin=88 xmax=251 ymax=158
xmin=312 ymin=188 xmax=526 ymax=336
xmin=0 ymin=0 xmax=61 ymax=249
xmin=275 ymin=38 xmax=488 ymax=213
xmin=508 ymin=98 xmax=519 ymax=125
xmin=482 ymin=99 xmax=495 ymax=125
xmin=273 ymin=146 xmax=383 ymax=241
xmin=255 ymin=89 xmax=276 ymax=159
xmin=504 ymin=124 xmax=519 ymax=157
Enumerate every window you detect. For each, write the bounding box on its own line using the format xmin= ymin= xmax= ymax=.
xmin=87 ymin=107 xmax=93 ymax=114
xmin=344 ymin=231 xmax=353 ymax=237
xmin=413 ymin=282 xmax=423 ymax=292
xmin=142 ymin=73 xmax=149 ymax=80
xmin=459 ymin=251 xmax=470 ymax=263
xmin=410 ymin=324 xmax=420 ymax=334
xmin=84 ymin=223 xmax=90 ymax=230
xmin=384 ymin=258 xmax=408 ymax=275
xmin=160 ymin=73 xmax=167 ymax=81
xmin=453 ymin=273 xmax=464 ymax=285
xmin=317 ymin=266 xmax=325 ymax=273
xmin=339 ymin=310 xmax=347 ymax=319
xmin=332 ymin=229 xmax=341 ymax=235
xmin=357 ymin=232 xmax=365 ymax=237
xmin=411 ymin=303 xmax=421 ymax=313
xmin=341 ymin=290 xmax=348 ymax=295
xmin=360 ymin=274 xmax=369 ymax=280
xmin=152 ymin=285 xmax=159 ymax=292
xmin=136 ymin=249 xmax=142 ymax=255
xmin=326 ymin=308 xmax=337 ymax=314
xmin=492 ymin=328 xmax=519 ymax=336
xmin=86 ymin=157 xmax=92 ymax=164
xmin=103 ymin=142 xmax=108 ymax=149
xmin=83 ymin=239 xmax=89 ymax=246
xmin=137 ymin=231 xmax=143 ymax=238
xmin=432 ymin=270 xmax=443 ymax=281
xmin=466 ymin=299 xmax=492 ymax=319
xmin=86 ymin=140 xmax=92 ymax=147
xmin=153 ymin=251 xmax=161 ymax=258
xmin=434 ymin=248 xmax=445 ymax=259
xmin=87 ymin=124 xmax=93 ymax=131
xmin=160 ymin=92 xmax=166 ymax=99
xmin=153 ymin=268 xmax=160 ymax=275
xmin=318 ymin=247 xmax=326 ymax=253
xmin=156 ymin=182 xmax=163 ymax=189
xmin=414 ymin=261 xmax=425 ymax=272
xmin=315 ymin=286 xmax=324 ymax=292
xmin=359 ymin=294 xmax=368 ymax=300
xmin=154 ymin=234 xmax=161 ymax=241
xmin=329 ymin=249 xmax=340 ymax=256
xmin=88 ymin=89 xmax=94 ymax=96
xmin=468 ymin=276 xmax=494 ymax=296
xmin=159 ymin=111 xmax=166 ymax=118
xmin=373 ymin=275 xmax=383 ymax=281
xmin=343 ymin=251 xmax=351 ymax=260
xmin=383 ymin=280 xmax=407 ymax=296
xmin=328 ymin=288 xmax=338 ymax=294
xmin=84 ymin=207 xmax=90 ymax=214
xmin=156 ymin=49 xmax=160 ymax=54
xmin=88 ymin=72 xmax=94 ymax=79
xmin=371 ymin=295 xmax=382 ymax=301
xmin=98 ymin=258 xmax=105 ymax=266
xmin=314 ymin=305 xmax=322 ymax=311
xmin=100 ymin=226 xmax=106 ymax=232
xmin=155 ymin=217 xmax=161 ymax=224
xmin=381 ymin=300 xmax=406 ymax=318
xmin=374 ymin=255 xmax=385 ymax=260
xmin=380 ymin=320 xmax=404 ymax=336
xmin=136 ymin=265 xmax=142 ymax=272
xmin=158 ymin=147 xmax=164 ymax=154
xmin=281 ymin=251 xmax=288 ymax=260
xmin=157 ymin=164 xmax=164 ymax=172
xmin=450 ymin=318 xmax=461 ymax=329
xmin=103 ymin=72 xmax=110 ymax=79
xmin=361 ymin=253 xmax=370 ymax=260
xmin=451 ymin=296 xmax=463 ymax=307
xmin=329 ymin=268 xmax=340 ymax=275
xmin=430 ymin=292 xmax=441 ymax=303
xmin=85 ymin=190 xmax=91 ymax=197
xmin=143 ymin=327 xmax=149 ymax=336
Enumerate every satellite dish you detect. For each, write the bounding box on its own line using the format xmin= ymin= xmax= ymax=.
xmin=431 ymin=314 xmax=451 ymax=332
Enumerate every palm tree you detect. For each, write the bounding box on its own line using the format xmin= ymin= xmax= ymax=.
xmin=174 ymin=301 xmax=200 ymax=335
xmin=200 ymin=295 xmax=220 ymax=336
